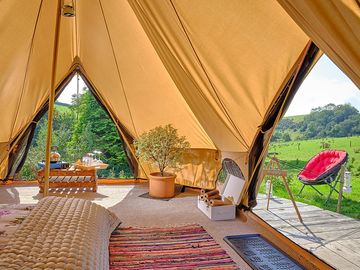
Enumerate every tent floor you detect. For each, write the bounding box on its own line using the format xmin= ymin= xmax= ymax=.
xmin=0 ymin=182 xmax=331 ymax=269
xmin=254 ymin=194 xmax=360 ymax=270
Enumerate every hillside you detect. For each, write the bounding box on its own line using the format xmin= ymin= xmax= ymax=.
xmin=285 ymin=114 xmax=305 ymax=123
xmin=273 ymin=103 xmax=360 ymax=142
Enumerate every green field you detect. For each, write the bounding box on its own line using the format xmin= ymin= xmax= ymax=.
xmin=259 ymin=136 xmax=360 ymax=219
xmin=285 ymin=114 xmax=305 ymax=123
xmin=54 ymin=102 xmax=71 ymax=113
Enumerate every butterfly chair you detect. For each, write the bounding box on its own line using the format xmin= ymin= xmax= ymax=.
xmin=298 ymin=150 xmax=348 ymax=203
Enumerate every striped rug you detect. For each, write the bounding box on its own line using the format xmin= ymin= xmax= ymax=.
xmin=109 ymin=224 xmax=238 ymax=269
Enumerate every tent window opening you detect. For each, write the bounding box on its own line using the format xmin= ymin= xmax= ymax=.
xmin=14 ymin=73 xmax=134 ymax=181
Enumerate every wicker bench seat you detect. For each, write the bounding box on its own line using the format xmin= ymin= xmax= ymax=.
xmin=0 ymin=196 xmax=120 ymax=270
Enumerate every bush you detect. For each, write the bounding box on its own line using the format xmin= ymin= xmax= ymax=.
xmin=283 ymin=133 xmax=291 ymax=142
xmin=134 ymin=124 xmax=190 ymax=176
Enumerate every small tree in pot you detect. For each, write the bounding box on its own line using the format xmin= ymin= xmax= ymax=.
xmin=134 ymin=124 xmax=190 ymax=198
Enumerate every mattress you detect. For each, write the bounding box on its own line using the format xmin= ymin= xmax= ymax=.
xmin=0 ymin=196 xmax=120 ymax=270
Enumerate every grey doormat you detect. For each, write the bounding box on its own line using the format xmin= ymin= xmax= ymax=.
xmin=224 ymin=234 xmax=304 ymax=270
xmin=138 ymin=184 xmax=184 ymax=201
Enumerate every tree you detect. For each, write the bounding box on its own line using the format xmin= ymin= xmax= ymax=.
xmin=270 ymin=132 xmax=280 ymax=142
xmin=282 ymin=133 xmax=291 ymax=142
xmin=19 ymin=107 xmax=75 ymax=179
xmin=19 ymin=88 xmax=132 ymax=179
xmin=286 ymin=103 xmax=360 ymax=140
xmin=68 ymin=89 xmax=132 ymax=178
xmin=134 ymin=124 xmax=190 ymax=176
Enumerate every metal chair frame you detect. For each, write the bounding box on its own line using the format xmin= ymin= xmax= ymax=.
xmin=298 ymin=170 xmax=346 ymax=204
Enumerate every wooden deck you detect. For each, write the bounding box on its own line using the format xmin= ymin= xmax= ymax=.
xmin=254 ymin=194 xmax=360 ymax=270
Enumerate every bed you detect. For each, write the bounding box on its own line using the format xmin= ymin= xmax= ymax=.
xmin=0 ymin=196 xmax=120 ymax=269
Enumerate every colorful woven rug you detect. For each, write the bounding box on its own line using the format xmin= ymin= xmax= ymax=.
xmin=109 ymin=224 xmax=238 ymax=269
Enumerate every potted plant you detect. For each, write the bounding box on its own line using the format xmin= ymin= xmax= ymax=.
xmin=134 ymin=124 xmax=190 ymax=198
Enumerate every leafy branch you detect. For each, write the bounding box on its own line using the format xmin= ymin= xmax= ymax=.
xmin=134 ymin=124 xmax=190 ymax=176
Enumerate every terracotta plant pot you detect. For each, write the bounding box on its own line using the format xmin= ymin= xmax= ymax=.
xmin=149 ymin=172 xmax=176 ymax=198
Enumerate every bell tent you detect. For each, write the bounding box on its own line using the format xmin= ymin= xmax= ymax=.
xmin=0 ymin=0 xmax=359 ymax=208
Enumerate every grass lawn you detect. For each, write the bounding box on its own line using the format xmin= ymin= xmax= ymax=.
xmin=285 ymin=114 xmax=305 ymax=123
xmin=54 ymin=102 xmax=71 ymax=113
xmin=258 ymin=136 xmax=360 ymax=219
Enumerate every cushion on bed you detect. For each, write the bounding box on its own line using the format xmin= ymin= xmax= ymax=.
xmin=0 ymin=196 xmax=120 ymax=270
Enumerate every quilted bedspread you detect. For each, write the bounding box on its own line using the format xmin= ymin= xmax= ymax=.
xmin=0 ymin=196 xmax=120 ymax=270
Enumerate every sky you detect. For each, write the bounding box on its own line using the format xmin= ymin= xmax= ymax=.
xmin=57 ymin=55 xmax=360 ymax=116
xmin=57 ymin=74 xmax=86 ymax=104
xmin=285 ymin=55 xmax=360 ymax=116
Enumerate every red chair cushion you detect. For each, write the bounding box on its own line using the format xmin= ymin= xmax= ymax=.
xmin=298 ymin=150 xmax=347 ymax=182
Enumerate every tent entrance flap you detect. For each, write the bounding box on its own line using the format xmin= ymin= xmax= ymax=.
xmin=2 ymin=68 xmax=78 ymax=180
xmin=246 ymin=42 xmax=320 ymax=208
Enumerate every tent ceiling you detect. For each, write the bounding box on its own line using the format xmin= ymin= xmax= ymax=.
xmin=78 ymin=0 xmax=215 ymax=149
xmin=1 ymin=0 xmax=310 ymax=154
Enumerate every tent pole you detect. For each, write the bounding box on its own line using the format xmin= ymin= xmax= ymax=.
xmin=43 ymin=0 xmax=62 ymax=197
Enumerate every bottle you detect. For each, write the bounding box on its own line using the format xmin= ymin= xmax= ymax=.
xmin=265 ymin=180 xmax=273 ymax=198
xmin=50 ymin=145 xmax=61 ymax=163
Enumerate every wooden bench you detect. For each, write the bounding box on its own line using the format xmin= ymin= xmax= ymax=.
xmin=37 ymin=168 xmax=97 ymax=193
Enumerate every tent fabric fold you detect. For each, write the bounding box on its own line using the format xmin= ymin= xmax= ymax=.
xmin=247 ymin=42 xmax=320 ymax=207
xmin=277 ymin=0 xmax=360 ymax=89
xmin=0 ymin=0 xmax=356 ymax=207
xmin=128 ymin=0 xmax=309 ymax=152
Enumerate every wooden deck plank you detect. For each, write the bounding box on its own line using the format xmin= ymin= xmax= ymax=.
xmin=254 ymin=194 xmax=360 ymax=270
xmin=266 ymin=217 xmax=359 ymax=230
xmin=276 ymin=221 xmax=360 ymax=234
xmin=261 ymin=209 xmax=335 ymax=221
xmin=324 ymin=242 xmax=360 ymax=265
xmin=259 ymin=214 xmax=360 ymax=238
xmin=337 ymin=240 xmax=360 ymax=256
xmin=302 ymin=244 xmax=360 ymax=270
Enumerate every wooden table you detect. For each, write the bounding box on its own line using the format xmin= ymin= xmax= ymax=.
xmin=37 ymin=168 xmax=97 ymax=193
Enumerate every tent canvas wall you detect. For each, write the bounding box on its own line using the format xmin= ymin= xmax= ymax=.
xmin=0 ymin=0 xmax=359 ymax=208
